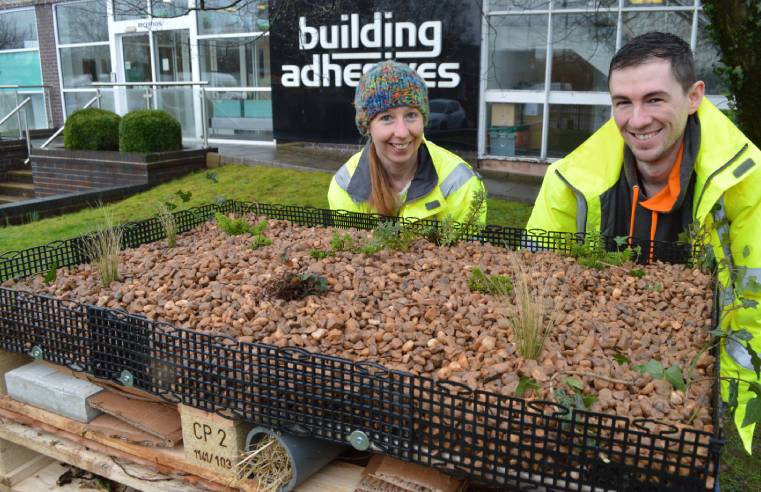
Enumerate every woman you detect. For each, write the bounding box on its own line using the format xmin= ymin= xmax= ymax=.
xmin=328 ymin=61 xmax=486 ymax=225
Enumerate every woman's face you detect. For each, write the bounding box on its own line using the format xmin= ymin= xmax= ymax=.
xmin=368 ymin=106 xmax=424 ymax=173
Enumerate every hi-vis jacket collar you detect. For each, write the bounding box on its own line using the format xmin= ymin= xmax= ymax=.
xmin=346 ymin=140 xmax=438 ymax=204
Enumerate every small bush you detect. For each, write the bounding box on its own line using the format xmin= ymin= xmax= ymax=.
xmin=63 ymin=108 xmax=120 ymax=151
xmin=119 ymin=109 xmax=182 ymax=153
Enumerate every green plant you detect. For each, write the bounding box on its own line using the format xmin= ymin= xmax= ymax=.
xmin=515 ymin=376 xmax=540 ymax=397
xmin=330 ymin=231 xmax=355 ymax=252
xmin=467 ymin=267 xmax=513 ymax=295
xmin=568 ymin=235 xmax=639 ymax=269
xmin=554 ymin=377 xmax=598 ymax=416
xmin=82 ymin=209 xmax=123 ymax=286
xmin=155 ymin=202 xmax=178 ymax=248
xmin=215 ymin=212 xmax=253 ymax=236
xmin=119 ymin=109 xmax=182 ymax=153
xmin=422 ymin=189 xmax=488 ymax=246
xmin=250 ymin=234 xmax=272 ymax=250
xmin=266 ymin=272 xmax=329 ymax=300
xmin=63 ymin=108 xmax=121 ymax=151
xmin=43 ymin=260 xmax=58 ymax=284
xmin=509 ymin=256 xmax=554 ymax=360
xmin=628 ymin=268 xmax=645 ymax=278
xmin=309 ymin=249 xmax=333 ymax=259
xmin=361 ymin=221 xmax=416 ymax=254
xmin=634 ymin=359 xmax=687 ymax=391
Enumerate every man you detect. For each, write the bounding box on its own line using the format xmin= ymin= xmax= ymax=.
xmin=527 ymin=32 xmax=761 ymax=453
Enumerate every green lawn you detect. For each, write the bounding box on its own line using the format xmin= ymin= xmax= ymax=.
xmin=0 ymin=164 xmax=532 ymax=254
xmin=0 ymin=163 xmax=758 ymax=489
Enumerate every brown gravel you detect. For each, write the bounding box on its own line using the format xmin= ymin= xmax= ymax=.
xmin=5 ymin=216 xmax=716 ymax=433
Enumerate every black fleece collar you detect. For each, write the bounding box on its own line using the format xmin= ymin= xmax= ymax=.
xmin=346 ymin=141 xmax=438 ymax=204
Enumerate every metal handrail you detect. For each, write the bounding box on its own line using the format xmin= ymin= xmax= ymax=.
xmin=0 ymin=85 xmax=53 ymax=132
xmin=0 ymin=97 xmax=32 ymax=164
xmin=91 ymin=81 xmax=211 ymax=148
xmin=40 ymin=90 xmax=102 ymax=149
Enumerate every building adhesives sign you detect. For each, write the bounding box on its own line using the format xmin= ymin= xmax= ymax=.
xmin=269 ymin=0 xmax=482 ymax=148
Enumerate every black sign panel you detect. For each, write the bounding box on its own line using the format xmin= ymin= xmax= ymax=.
xmin=269 ymin=0 xmax=482 ymax=149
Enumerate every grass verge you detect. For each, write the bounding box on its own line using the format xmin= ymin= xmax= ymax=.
xmin=0 ymin=164 xmax=532 ymax=254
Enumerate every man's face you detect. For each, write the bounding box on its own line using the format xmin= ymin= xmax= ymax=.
xmin=609 ymin=59 xmax=704 ymax=169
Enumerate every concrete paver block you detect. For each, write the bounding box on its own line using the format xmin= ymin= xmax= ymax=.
xmin=4 ymin=362 xmax=102 ymax=423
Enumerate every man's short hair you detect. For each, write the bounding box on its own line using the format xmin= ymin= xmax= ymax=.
xmin=609 ymin=32 xmax=696 ymax=92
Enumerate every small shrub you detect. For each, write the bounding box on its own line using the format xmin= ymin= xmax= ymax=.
xmin=63 ymin=108 xmax=120 ymax=151
xmin=310 ymin=249 xmax=333 ymax=259
xmin=266 ymin=273 xmax=328 ymax=300
xmin=156 ymin=203 xmax=177 ymax=248
xmin=215 ymin=212 xmax=253 ymax=236
xmin=119 ymin=109 xmax=181 ymax=153
xmin=83 ymin=209 xmax=123 ymax=286
xmin=508 ymin=256 xmax=554 ymax=360
xmin=250 ymin=234 xmax=272 ymax=250
xmin=468 ymin=267 xmax=513 ymax=295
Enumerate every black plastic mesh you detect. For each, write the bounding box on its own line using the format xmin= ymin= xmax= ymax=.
xmin=0 ymin=201 xmax=718 ymax=491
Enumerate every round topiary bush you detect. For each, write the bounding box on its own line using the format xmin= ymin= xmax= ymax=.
xmin=119 ymin=109 xmax=182 ymax=153
xmin=63 ymin=108 xmax=121 ymax=151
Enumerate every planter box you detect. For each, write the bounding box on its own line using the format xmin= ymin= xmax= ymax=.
xmin=0 ymin=139 xmax=27 ymax=180
xmin=29 ymin=147 xmax=212 ymax=198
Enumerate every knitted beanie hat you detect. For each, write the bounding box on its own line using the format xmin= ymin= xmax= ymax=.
xmin=354 ymin=61 xmax=429 ymax=136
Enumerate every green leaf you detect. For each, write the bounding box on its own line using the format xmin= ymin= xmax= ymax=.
xmin=164 ymin=201 xmax=177 ymax=211
xmin=732 ymin=329 xmax=754 ymax=342
xmin=741 ymin=397 xmax=761 ymax=428
xmin=634 ymin=359 xmax=664 ymax=379
xmin=614 ymin=235 xmax=628 ymax=247
xmin=709 ymin=328 xmax=727 ymax=338
xmin=205 ymin=171 xmax=219 ymax=183
xmin=43 ymin=261 xmax=58 ymax=284
xmin=728 ymin=379 xmax=739 ymax=409
xmin=582 ymin=394 xmax=598 ymax=409
xmin=175 ymin=190 xmax=192 ymax=202
xmin=748 ymin=381 xmax=761 ymax=399
xmin=747 ymin=342 xmax=761 ymax=379
xmin=743 ymin=245 xmax=751 ymax=258
xmin=516 ymin=377 xmax=540 ymax=398
xmin=613 ymin=352 xmax=630 ymax=365
xmin=565 ymin=377 xmax=584 ymax=391
xmin=664 ymin=365 xmax=686 ymax=391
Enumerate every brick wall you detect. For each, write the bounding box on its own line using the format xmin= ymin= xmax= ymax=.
xmin=35 ymin=3 xmax=64 ymax=128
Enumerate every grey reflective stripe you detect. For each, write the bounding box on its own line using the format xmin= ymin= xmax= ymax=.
xmin=440 ymin=162 xmax=476 ymax=198
xmin=726 ymin=337 xmax=756 ymax=371
xmin=740 ymin=267 xmax=761 ymax=291
xmin=334 ymin=164 xmax=352 ymax=191
xmin=555 ymin=170 xmax=587 ymax=233
xmin=713 ymin=197 xmax=736 ymax=307
xmin=733 ymin=158 xmax=756 ymax=179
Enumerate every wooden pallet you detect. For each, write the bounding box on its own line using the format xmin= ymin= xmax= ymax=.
xmin=0 ymin=396 xmax=364 ymax=491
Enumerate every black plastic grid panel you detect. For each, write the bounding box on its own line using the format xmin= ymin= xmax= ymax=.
xmin=0 ymin=201 xmax=717 ymax=490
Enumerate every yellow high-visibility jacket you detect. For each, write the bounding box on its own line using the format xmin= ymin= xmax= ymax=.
xmin=527 ymin=99 xmax=761 ymax=453
xmin=328 ymin=138 xmax=486 ymax=225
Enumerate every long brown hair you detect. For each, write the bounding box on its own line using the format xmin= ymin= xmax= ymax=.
xmin=368 ymin=142 xmax=400 ymax=216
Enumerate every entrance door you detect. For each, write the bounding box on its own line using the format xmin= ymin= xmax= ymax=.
xmin=121 ymin=33 xmax=152 ymax=112
xmin=119 ymin=29 xmax=194 ymax=136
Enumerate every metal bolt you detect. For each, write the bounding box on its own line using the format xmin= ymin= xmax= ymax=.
xmin=348 ymin=430 xmax=370 ymax=451
xmin=119 ymin=369 xmax=134 ymax=387
xmin=29 ymin=346 xmax=43 ymax=360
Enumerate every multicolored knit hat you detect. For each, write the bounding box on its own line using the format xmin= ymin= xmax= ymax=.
xmin=354 ymin=61 xmax=429 ymax=136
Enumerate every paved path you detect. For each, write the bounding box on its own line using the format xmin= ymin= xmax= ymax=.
xmin=214 ymin=143 xmax=542 ymax=204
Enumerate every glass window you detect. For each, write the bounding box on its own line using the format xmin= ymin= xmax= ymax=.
xmin=487 ymin=102 xmax=543 ymax=157
xmin=547 ymin=104 xmax=610 ymax=157
xmin=0 ymin=9 xmax=38 ymax=50
xmin=487 ymin=14 xmax=548 ymax=90
xmin=154 ymin=30 xmax=191 ymax=82
xmin=206 ymin=90 xmax=273 ymax=141
xmin=552 ymin=0 xmax=618 ymax=9
xmin=489 ymin=1 xmax=550 ymax=11
xmin=113 ymin=0 xmax=148 ymax=21
xmin=552 ymin=12 xmax=616 ymax=91
xmin=0 ymin=90 xmax=47 ymax=132
xmin=59 ymin=45 xmax=112 ymax=88
xmin=695 ymin=12 xmax=726 ymax=95
xmin=624 ymin=0 xmax=690 ymax=7
xmin=0 ymin=52 xmax=42 ymax=85
xmin=199 ymin=36 xmax=270 ymax=87
xmin=150 ymin=0 xmax=189 ymax=18
xmin=198 ymin=0 xmax=269 ymax=35
xmin=64 ymin=90 xmax=116 ymax=116
xmin=621 ymin=10 xmax=692 ymax=46
xmin=56 ymin=1 xmax=108 ymax=45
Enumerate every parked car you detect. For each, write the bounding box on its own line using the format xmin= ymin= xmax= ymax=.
xmin=427 ymin=99 xmax=467 ymax=130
